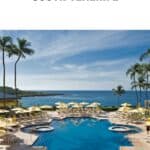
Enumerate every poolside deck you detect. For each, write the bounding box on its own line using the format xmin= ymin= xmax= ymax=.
xmin=107 ymin=112 xmax=150 ymax=150
xmin=14 ymin=130 xmax=38 ymax=145
xmin=120 ymin=146 xmax=150 ymax=150
xmin=120 ymin=147 xmax=137 ymax=150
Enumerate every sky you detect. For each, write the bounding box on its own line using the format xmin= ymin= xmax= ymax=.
xmin=0 ymin=30 xmax=150 ymax=90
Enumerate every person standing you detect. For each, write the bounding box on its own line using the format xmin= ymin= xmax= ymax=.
xmin=146 ymin=118 xmax=150 ymax=135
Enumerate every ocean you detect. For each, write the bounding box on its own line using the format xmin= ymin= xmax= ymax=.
xmin=20 ymin=91 xmax=150 ymax=107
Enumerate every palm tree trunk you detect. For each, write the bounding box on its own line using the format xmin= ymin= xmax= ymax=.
xmin=134 ymin=76 xmax=139 ymax=105
xmin=146 ymin=73 xmax=149 ymax=99
xmin=2 ymin=47 xmax=6 ymax=107
xmin=139 ymin=86 xmax=142 ymax=107
xmin=14 ymin=55 xmax=21 ymax=105
xmin=117 ymin=96 xmax=119 ymax=107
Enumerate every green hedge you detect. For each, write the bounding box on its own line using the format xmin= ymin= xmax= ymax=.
xmin=101 ymin=106 xmax=118 ymax=112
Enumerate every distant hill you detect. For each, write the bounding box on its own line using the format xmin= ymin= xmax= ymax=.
xmin=0 ymin=86 xmax=64 ymax=97
xmin=0 ymin=87 xmax=17 ymax=95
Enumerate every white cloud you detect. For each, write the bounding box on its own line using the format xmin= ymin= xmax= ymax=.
xmin=8 ymin=31 xmax=140 ymax=63
xmin=0 ymin=30 xmax=148 ymax=90
xmin=1 ymin=74 xmax=129 ymax=91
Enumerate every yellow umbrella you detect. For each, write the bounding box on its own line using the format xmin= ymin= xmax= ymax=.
xmin=129 ymin=107 xmax=146 ymax=114
xmin=68 ymin=102 xmax=77 ymax=106
xmin=15 ymin=109 xmax=29 ymax=114
xmin=80 ymin=102 xmax=89 ymax=105
xmin=129 ymin=109 xmax=139 ymax=113
xmin=56 ymin=103 xmax=68 ymax=109
xmin=86 ymin=102 xmax=100 ymax=108
xmin=12 ymin=107 xmax=29 ymax=114
xmin=91 ymin=102 xmax=101 ymax=106
xmin=137 ymin=107 xmax=146 ymax=113
xmin=118 ymin=106 xmax=132 ymax=112
xmin=40 ymin=105 xmax=53 ymax=109
xmin=28 ymin=106 xmax=41 ymax=112
xmin=72 ymin=103 xmax=83 ymax=108
xmin=0 ymin=109 xmax=9 ymax=113
xmin=12 ymin=107 xmax=25 ymax=112
xmin=55 ymin=102 xmax=65 ymax=105
xmin=121 ymin=103 xmax=131 ymax=107
xmin=146 ymin=118 xmax=150 ymax=126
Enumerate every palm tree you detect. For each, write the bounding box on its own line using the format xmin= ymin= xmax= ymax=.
xmin=0 ymin=36 xmax=12 ymax=106
xmin=112 ymin=85 xmax=125 ymax=106
xmin=8 ymin=38 xmax=34 ymax=99
xmin=141 ymin=63 xmax=150 ymax=99
xmin=131 ymin=76 xmax=145 ymax=106
xmin=140 ymin=49 xmax=150 ymax=62
xmin=126 ymin=63 xmax=142 ymax=104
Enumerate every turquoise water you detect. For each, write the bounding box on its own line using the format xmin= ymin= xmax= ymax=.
xmin=21 ymin=91 xmax=149 ymax=107
xmin=33 ymin=118 xmax=133 ymax=150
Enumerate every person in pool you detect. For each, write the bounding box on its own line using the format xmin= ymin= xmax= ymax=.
xmin=146 ymin=118 xmax=150 ymax=135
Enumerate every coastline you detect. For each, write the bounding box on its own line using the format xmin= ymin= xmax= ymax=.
xmin=20 ymin=93 xmax=64 ymax=98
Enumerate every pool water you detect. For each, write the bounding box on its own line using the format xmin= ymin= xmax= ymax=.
xmin=33 ymin=118 xmax=132 ymax=150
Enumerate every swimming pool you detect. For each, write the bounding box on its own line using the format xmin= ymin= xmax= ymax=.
xmin=32 ymin=118 xmax=136 ymax=150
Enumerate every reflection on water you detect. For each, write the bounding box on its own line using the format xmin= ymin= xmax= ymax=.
xmin=34 ymin=118 xmax=133 ymax=150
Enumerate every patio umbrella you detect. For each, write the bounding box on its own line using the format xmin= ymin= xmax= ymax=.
xmin=55 ymin=102 xmax=65 ymax=105
xmin=40 ymin=105 xmax=53 ymax=109
xmin=87 ymin=102 xmax=101 ymax=108
xmin=118 ymin=106 xmax=132 ymax=112
xmin=72 ymin=103 xmax=83 ymax=108
xmin=56 ymin=103 xmax=68 ymax=109
xmin=0 ymin=109 xmax=9 ymax=114
xmin=15 ymin=109 xmax=29 ymax=114
xmin=129 ymin=109 xmax=139 ymax=113
xmin=28 ymin=106 xmax=41 ymax=112
xmin=91 ymin=102 xmax=101 ymax=106
xmin=137 ymin=107 xmax=146 ymax=113
xmin=68 ymin=102 xmax=77 ymax=106
xmin=80 ymin=102 xmax=89 ymax=105
xmin=11 ymin=107 xmax=25 ymax=112
xmin=121 ymin=103 xmax=131 ymax=107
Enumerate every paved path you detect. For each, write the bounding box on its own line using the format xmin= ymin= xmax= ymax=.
xmin=14 ymin=130 xmax=38 ymax=145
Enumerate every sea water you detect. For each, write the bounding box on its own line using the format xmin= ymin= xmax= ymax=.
xmin=20 ymin=91 xmax=149 ymax=107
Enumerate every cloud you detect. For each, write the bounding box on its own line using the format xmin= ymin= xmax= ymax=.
xmin=1 ymin=71 xmax=129 ymax=90
xmin=1 ymin=30 xmax=149 ymax=65
xmin=27 ymin=30 xmax=150 ymax=64
xmin=0 ymin=58 xmax=132 ymax=90
xmin=0 ymin=30 xmax=149 ymax=90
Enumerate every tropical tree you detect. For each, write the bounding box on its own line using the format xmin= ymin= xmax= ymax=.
xmin=140 ymin=49 xmax=150 ymax=62
xmin=141 ymin=63 xmax=150 ymax=99
xmin=112 ymin=85 xmax=125 ymax=106
xmin=131 ymin=76 xmax=146 ymax=106
xmin=0 ymin=36 xmax=12 ymax=106
xmin=8 ymin=38 xmax=34 ymax=98
xmin=126 ymin=63 xmax=142 ymax=104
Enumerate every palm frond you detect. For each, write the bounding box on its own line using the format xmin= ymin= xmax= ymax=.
xmin=140 ymin=49 xmax=150 ymax=61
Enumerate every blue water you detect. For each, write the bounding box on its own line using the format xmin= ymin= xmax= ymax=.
xmin=33 ymin=118 xmax=132 ymax=150
xmin=20 ymin=91 xmax=149 ymax=107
